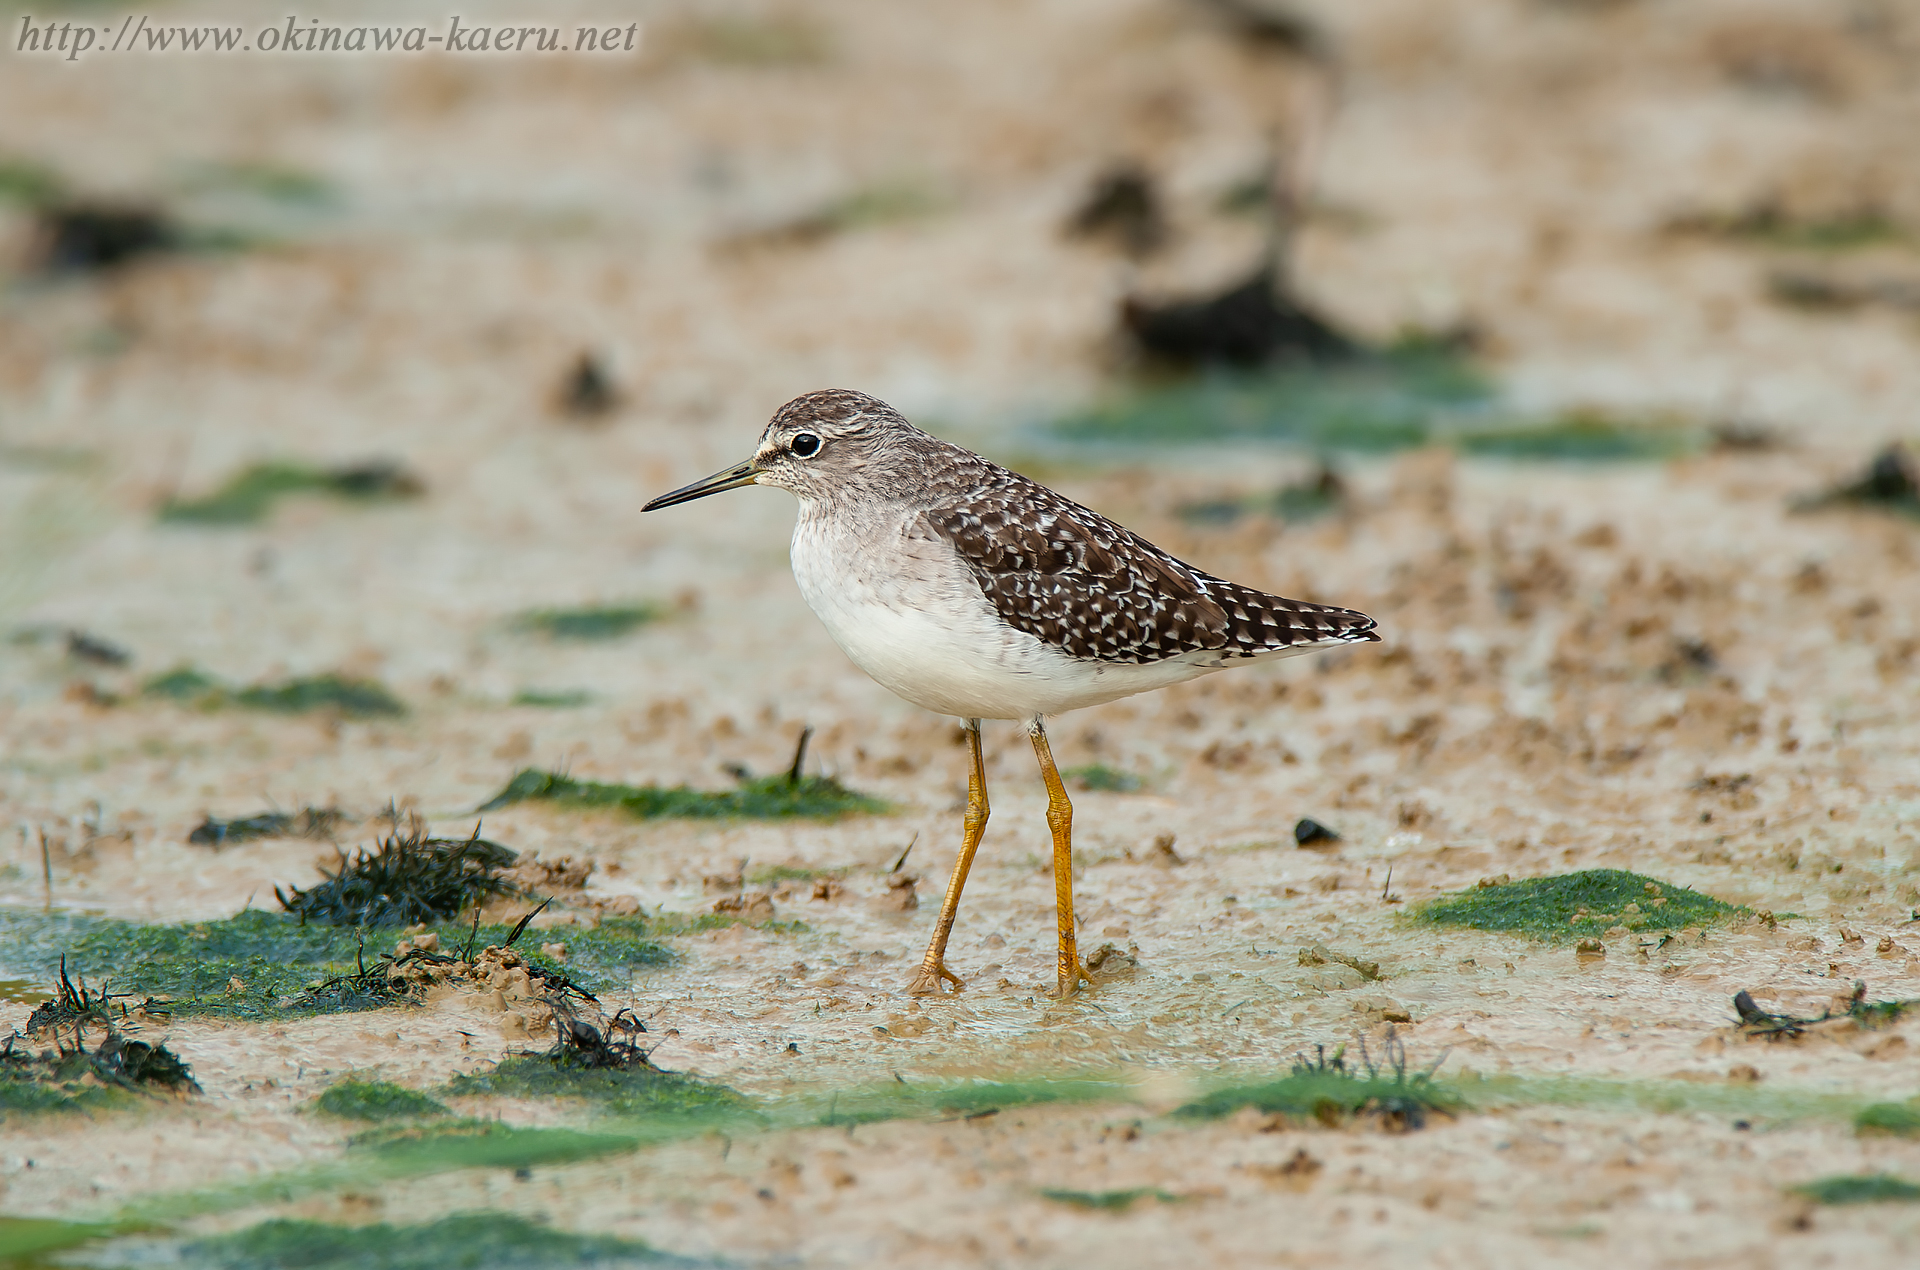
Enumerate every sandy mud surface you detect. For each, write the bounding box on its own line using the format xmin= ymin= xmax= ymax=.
xmin=2 ymin=1 xmax=1919 ymax=1265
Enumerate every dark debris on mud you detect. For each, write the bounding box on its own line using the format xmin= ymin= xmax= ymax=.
xmin=276 ymin=817 xmax=522 ymax=927
xmin=4 ymin=961 xmax=198 ymax=1114
xmin=1733 ymin=982 xmax=1919 ymax=1042
xmin=189 ymin=806 xmax=346 ymax=849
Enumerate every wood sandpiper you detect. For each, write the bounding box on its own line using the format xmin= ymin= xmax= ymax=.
xmin=644 ymin=389 xmax=1379 ymax=998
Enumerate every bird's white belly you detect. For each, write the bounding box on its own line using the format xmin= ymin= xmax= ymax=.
xmin=790 ymin=511 xmax=1213 ymax=720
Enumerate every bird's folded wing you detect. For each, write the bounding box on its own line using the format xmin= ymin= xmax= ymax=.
xmin=922 ymin=471 xmax=1377 ymax=665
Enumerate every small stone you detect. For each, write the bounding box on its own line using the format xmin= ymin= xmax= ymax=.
xmin=1575 ymin=938 xmax=1604 ymax=956
xmin=878 ymin=874 xmax=919 ymax=912
xmin=1294 ymin=818 xmax=1340 ymax=848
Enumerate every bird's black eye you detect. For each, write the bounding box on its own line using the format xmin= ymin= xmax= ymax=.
xmin=791 ymin=432 xmax=822 ymax=458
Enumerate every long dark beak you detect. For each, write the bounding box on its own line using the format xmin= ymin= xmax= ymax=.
xmin=641 ymin=459 xmax=760 ymax=511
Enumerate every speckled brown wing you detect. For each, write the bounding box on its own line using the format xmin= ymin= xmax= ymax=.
xmin=922 ymin=465 xmax=1379 ymax=665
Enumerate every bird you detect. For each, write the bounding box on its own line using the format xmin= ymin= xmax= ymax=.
xmin=643 ymin=389 xmax=1379 ymax=998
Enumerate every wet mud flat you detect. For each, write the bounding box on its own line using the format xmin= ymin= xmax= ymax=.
xmin=5 ymin=0 xmax=1920 ymax=1264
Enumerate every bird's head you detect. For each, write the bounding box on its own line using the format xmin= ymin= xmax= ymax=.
xmin=642 ymin=389 xmax=914 ymax=511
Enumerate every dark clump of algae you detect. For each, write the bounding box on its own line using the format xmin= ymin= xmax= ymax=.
xmin=481 ymin=725 xmax=885 ymax=821
xmin=1413 ymin=869 xmax=1747 ymax=942
xmin=144 ymin=666 xmax=405 ymax=718
xmin=183 ymin=1212 xmax=705 ymax=1269
xmin=480 ymin=767 xmax=888 ymax=821
xmin=1177 ymin=1036 xmax=1458 ymax=1131
xmin=0 ymin=1051 xmax=139 ymax=1118
xmin=441 ymin=991 xmax=760 ymax=1131
xmin=275 ymin=822 xmax=522 ymax=928
xmin=3 ymin=965 xmax=201 ymax=1118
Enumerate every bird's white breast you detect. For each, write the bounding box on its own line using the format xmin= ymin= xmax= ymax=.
xmin=788 ymin=501 xmax=1218 ymax=720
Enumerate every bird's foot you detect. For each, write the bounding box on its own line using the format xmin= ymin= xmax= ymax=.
xmin=1053 ymin=957 xmax=1095 ymax=1000
xmin=906 ymin=961 xmax=966 ymax=996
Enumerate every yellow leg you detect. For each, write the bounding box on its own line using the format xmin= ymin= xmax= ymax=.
xmin=908 ymin=719 xmax=990 ymax=995
xmin=1030 ymin=720 xmax=1092 ymax=999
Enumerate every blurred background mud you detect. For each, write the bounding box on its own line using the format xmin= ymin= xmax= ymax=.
xmin=2 ymin=1 xmax=1919 ymax=1263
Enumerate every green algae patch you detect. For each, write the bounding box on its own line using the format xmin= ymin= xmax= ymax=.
xmin=1050 ymin=342 xmax=1489 ymax=453
xmin=0 ymin=1055 xmax=140 ymax=1117
xmin=183 ymin=1212 xmax=690 ymax=1269
xmin=62 ymin=909 xmax=379 ymax=1020
xmin=143 ymin=666 xmax=405 ymax=718
xmin=159 ymin=460 xmax=422 ymax=525
xmin=642 ymin=910 xmax=809 ymax=937
xmin=1795 ymin=1174 xmax=1920 ymax=1206
xmin=315 ymin=1079 xmax=450 ymax=1122
xmin=1668 ymin=202 xmax=1908 ymax=252
xmin=1176 ymin=1047 xmax=1457 ymax=1131
xmin=1445 ymin=1070 xmax=1873 ymax=1126
xmin=1063 ymin=764 xmax=1143 ymax=793
xmin=511 ymin=689 xmax=593 ymax=708
xmin=49 ymin=909 xmax=669 ymax=1019
xmin=232 ymin=675 xmax=406 ymax=717
xmin=1856 ymin=1101 xmax=1920 ymax=1138
xmin=479 ymin=767 xmax=888 ymax=821
xmin=810 ymin=1076 xmax=1132 ymax=1128
xmin=1041 ymin=1187 xmax=1179 ymax=1211
xmin=512 ymin=603 xmax=664 ymax=641
xmin=349 ymin=1120 xmax=640 ymax=1172
xmin=445 ymin=1054 xmax=752 ymax=1126
xmin=0 ymin=1216 xmax=124 ymax=1261
xmin=1448 ymin=410 xmax=1699 ymax=462
xmin=1413 ymin=870 xmax=1745 ymax=943
xmin=507 ymin=916 xmax=673 ymax=986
